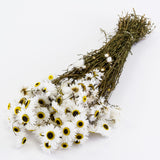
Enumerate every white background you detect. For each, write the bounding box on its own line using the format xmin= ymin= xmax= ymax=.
xmin=0 ymin=0 xmax=160 ymax=160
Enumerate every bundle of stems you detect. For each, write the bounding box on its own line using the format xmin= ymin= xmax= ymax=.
xmin=52 ymin=10 xmax=153 ymax=101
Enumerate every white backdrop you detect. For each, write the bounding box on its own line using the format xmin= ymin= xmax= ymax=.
xmin=0 ymin=0 xmax=160 ymax=160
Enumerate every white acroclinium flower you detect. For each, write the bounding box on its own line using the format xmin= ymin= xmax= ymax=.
xmin=76 ymin=91 xmax=88 ymax=105
xmin=42 ymin=81 xmax=57 ymax=96
xmin=34 ymin=107 xmax=50 ymax=125
xmin=40 ymin=141 xmax=53 ymax=154
xmin=16 ymin=132 xmax=28 ymax=148
xmin=88 ymin=104 xmax=103 ymax=122
xmin=11 ymin=121 xmax=23 ymax=136
xmin=53 ymin=111 xmax=69 ymax=127
xmin=95 ymin=118 xmax=111 ymax=136
xmin=61 ymin=121 xmax=77 ymax=142
xmin=74 ymin=128 xmax=89 ymax=145
xmin=40 ymin=124 xmax=62 ymax=151
xmin=70 ymin=83 xmax=82 ymax=96
xmin=8 ymin=102 xmax=23 ymax=123
xmin=27 ymin=81 xmax=45 ymax=97
xmin=9 ymin=102 xmax=23 ymax=117
xmin=32 ymin=94 xmax=51 ymax=108
xmin=73 ymin=115 xmax=89 ymax=131
xmin=17 ymin=107 xmax=36 ymax=128
xmin=68 ymin=104 xmax=87 ymax=120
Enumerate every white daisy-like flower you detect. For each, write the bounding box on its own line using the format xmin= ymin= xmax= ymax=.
xmin=40 ymin=141 xmax=53 ymax=154
xmin=40 ymin=124 xmax=62 ymax=150
xmin=53 ymin=112 xmax=68 ymax=127
xmin=68 ymin=104 xmax=87 ymax=120
xmin=32 ymin=94 xmax=50 ymax=107
xmin=42 ymin=81 xmax=57 ymax=96
xmin=34 ymin=107 xmax=50 ymax=125
xmin=10 ymin=102 xmax=23 ymax=117
xmin=89 ymin=104 xmax=103 ymax=116
xmin=75 ymin=80 xmax=87 ymax=93
xmin=16 ymin=132 xmax=28 ymax=148
xmin=70 ymin=83 xmax=82 ymax=96
xmin=11 ymin=121 xmax=23 ymax=136
xmin=73 ymin=115 xmax=89 ymax=131
xmin=61 ymin=121 xmax=77 ymax=142
xmin=76 ymin=91 xmax=88 ymax=105
xmin=8 ymin=103 xmax=18 ymax=123
xmin=28 ymin=81 xmax=44 ymax=96
xmin=74 ymin=128 xmax=89 ymax=145
xmin=17 ymin=107 xmax=36 ymax=127
xmin=95 ymin=118 xmax=111 ymax=136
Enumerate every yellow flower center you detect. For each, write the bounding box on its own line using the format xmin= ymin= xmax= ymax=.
xmin=19 ymin=98 xmax=26 ymax=105
xmin=25 ymin=100 xmax=30 ymax=109
xmin=8 ymin=103 xmax=11 ymax=110
xmin=55 ymin=118 xmax=62 ymax=126
xmin=48 ymin=75 xmax=53 ymax=80
xmin=77 ymin=120 xmax=84 ymax=128
xmin=103 ymin=124 xmax=109 ymax=130
xmin=74 ymin=140 xmax=80 ymax=144
xmin=46 ymin=131 xmax=55 ymax=140
xmin=35 ymin=82 xmax=41 ymax=87
xmin=83 ymin=96 xmax=87 ymax=102
xmin=61 ymin=143 xmax=68 ymax=149
xmin=75 ymin=133 xmax=83 ymax=140
xmin=56 ymin=97 xmax=62 ymax=105
xmin=13 ymin=126 xmax=20 ymax=133
xmin=38 ymin=99 xmax=45 ymax=105
xmin=22 ymin=137 xmax=27 ymax=144
xmin=72 ymin=110 xmax=80 ymax=117
xmin=37 ymin=112 xmax=45 ymax=119
xmin=44 ymin=143 xmax=51 ymax=149
xmin=14 ymin=107 xmax=21 ymax=115
xmin=63 ymin=127 xmax=70 ymax=136
xmin=22 ymin=114 xmax=29 ymax=123
xmin=94 ymin=110 xmax=99 ymax=117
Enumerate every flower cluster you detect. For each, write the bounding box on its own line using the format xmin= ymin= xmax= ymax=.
xmin=8 ymin=68 xmax=120 ymax=153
